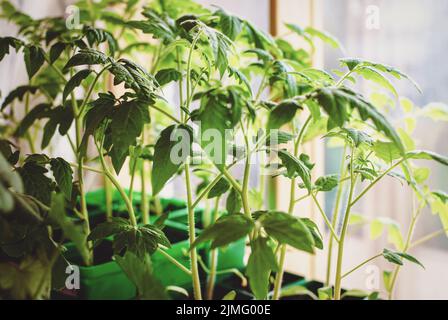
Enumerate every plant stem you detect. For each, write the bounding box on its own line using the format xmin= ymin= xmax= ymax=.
xmin=157 ymin=248 xmax=192 ymax=275
xmin=272 ymin=115 xmax=313 ymax=300
xmin=141 ymin=125 xmax=150 ymax=225
xmin=410 ymin=229 xmax=448 ymax=249
xmin=241 ymin=118 xmax=252 ymax=221
xmin=70 ymin=88 xmax=92 ymax=266
xmin=184 ymin=161 xmax=203 ymax=300
xmin=325 ymin=145 xmax=347 ymax=286
xmin=350 ymin=159 xmax=405 ymax=207
xmin=206 ymin=196 xmax=221 ymax=300
xmin=334 ymin=147 xmax=357 ymax=300
xmin=311 ymin=192 xmax=340 ymax=242
xmin=342 ymin=254 xmax=382 ymax=279
xmin=387 ymin=205 xmax=421 ymax=299
xmin=97 ymin=143 xmax=137 ymax=227
xmin=104 ymin=175 xmax=113 ymax=222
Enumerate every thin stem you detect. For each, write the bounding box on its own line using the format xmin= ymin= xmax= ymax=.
xmin=311 ymin=193 xmax=340 ymax=242
xmin=410 ymin=229 xmax=448 ymax=249
xmin=342 ymin=254 xmax=382 ymax=279
xmin=149 ymin=104 xmax=181 ymax=124
xmin=241 ymin=118 xmax=252 ymax=221
xmin=192 ymin=172 xmax=224 ymax=209
xmin=206 ymin=196 xmax=221 ymax=300
xmin=128 ymin=156 xmax=138 ymax=214
xmin=272 ymin=115 xmax=313 ymax=300
xmin=97 ymin=143 xmax=137 ymax=226
xmin=157 ymin=248 xmax=192 ymax=276
xmin=184 ymin=161 xmax=203 ymax=300
xmin=77 ymin=65 xmax=111 ymax=117
xmin=388 ymin=205 xmax=422 ymax=299
xmin=334 ymin=147 xmax=357 ymax=300
xmin=104 ymin=174 xmax=113 ymax=222
xmin=351 ymin=159 xmax=405 ymax=207
xmin=325 ymin=145 xmax=347 ymax=286
xmin=335 ymin=69 xmax=355 ymax=87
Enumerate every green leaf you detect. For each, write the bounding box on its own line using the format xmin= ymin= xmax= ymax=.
xmin=355 ymin=66 xmax=398 ymax=98
xmin=383 ymin=270 xmax=392 ymax=292
xmin=373 ymin=141 xmax=402 ymax=163
xmin=14 ymin=103 xmax=51 ymax=137
xmin=226 ymin=188 xmax=242 ymax=214
xmin=151 ymin=124 xmax=193 ymax=195
xmin=305 ymin=27 xmax=342 ymax=49
xmin=202 ymin=25 xmax=233 ymax=77
xmin=215 ymin=8 xmax=243 ymax=41
xmin=110 ymin=59 xmax=157 ymax=100
xmin=222 ymin=291 xmax=236 ymax=300
xmin=49 ymin=42 xmax=66 ymax=64
xmin=63 ymin=69 xmax=93 ymax=103
xmin=246 ymin=237 xmax=278 ymax=300
xmin=278 ymin=150 xmax=312 ymax=192
xmin=340 ymin=58 xmax=421 ymax=93
xmin=396 ymin=252 xmax=425 ymax=269
xmin=267 ymin=100 xmax=302 ymax=130
xmin=191 ymin=214 xmax=254 ymax=249
xmin=41 ymin=105 xmax=74 ymax=149
xmin=301 ymin=218 xmax=323 ymax=250
xmin=207 ymin=177 xmax=230 ymax=199
xmin=318 ymin=286 xmax=333 ymax=300
xmin=110 ymin=100 xmax=151 ymax=173
xmin=315 ymin=174 xmax=339 ymax=192
xmin=382 ymin=249 xmax=424 ymax=269
xmin=24 ymin=45 xmax=45 ymax=79
xmin=80 ymin=93 xmax=116 ymax=156
xmin=280 ymin=285 xmax=317 ymax=300
xmin=406 ymin=150 xmax=448 ymax=166
xmin=193 ymin=89 xmax=241 ymax=166
xmin=155 ymin=68 xmax=182 ymax=86
xmin=261 ymin=211 xmax=315 ymax=253
xmin=114 ymin=251 xmax=168 ymax=300
xmin=63 ymin=49 xmax=110 ymax=71
xmin=1 ymin=85 xmax=38 ymax=110
xmin=0 ymin=36 xmax=24 ymax=61
xmin=17 ymin=162 xmax=53 ymax=205
xmin=314 ymin=87 xmax=404 ymax=152
xmin=83 ymin=26 xmax=118 ymax=56
xmin=266 ymin=130 xmax=295 ymax=147
xmin=87 ymin=218 xmax=130 ymax=242
xmin=49 ymin=158 xmax=73 ymax=199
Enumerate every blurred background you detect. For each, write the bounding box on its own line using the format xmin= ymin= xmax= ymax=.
xmin=1 ymin=0 xmax=447 ymax=299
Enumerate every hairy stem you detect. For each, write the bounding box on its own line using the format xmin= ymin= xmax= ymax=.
xmin=206 ymin=196 xmax=221 ymax=300
xmin=334 ymin=147 xmax=357 ymax=300
xmin=325 ymin=145 xmax=347 ymax=286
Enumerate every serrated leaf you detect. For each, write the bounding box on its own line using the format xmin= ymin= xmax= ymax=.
xmin=373 ymin=141 xmax=402 ymax=163
xmin=261 ymin=211 xmax=315 ymax=253
xmin=49 ymin=42 xmax=66 ymax=64
xmin=63 ymin=69 xmax=93 ymax=103
xmin=340 ymin=58 xmax=421 ymax=93
xmin=246 ymin=237 xmax=278 ymax=300
xmin=155 ymin=68 xmax=181 ymax=86
xmin=406 ymin=150 xmax=448 ymax=166
xmin=17 ymin=162 xmax=53 ymax=205
xmin=110 ymin=100 xmax=151 ymax=173
xmin=151 ymin=124 xmax=193 ymax=195
xmin=24 ymin=45 xmax=45 ymax=79
xmin=63 ymin=48 xmax=110 ymax=71
xmin=191 ymin=214 xmax=254 ymax=249
xmin=50 ymin=158 xmax=73 ymax=199
xmin=215 ymin=8 xmax=243 ymax=41
xmin=278 ymin=150 xmax=312 ymax=192
xmin=1 ymin=86 xmax=38 ymax=110
xmin=267 ymin=100 xmax=302 ymax=130
xmin=14 ymin=103 xmax=51 ymax=137
xmin=226 ymin=188 xmax=242 ymax=214
xmin=315 ymin=174 xmax=339 ymax=192
xmin=355 ymin=66 xmax=398 ymax=97
xmin=207 ymin=177 xmax=230 ymax=199
xmin=114 ymin=251 xmax=168 ymax=300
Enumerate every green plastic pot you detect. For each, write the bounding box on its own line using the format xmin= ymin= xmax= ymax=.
xmin=62 ymin=230 xmax=204 ymax=300
xmin=167 ymin=208 xmax=246 ymax=273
